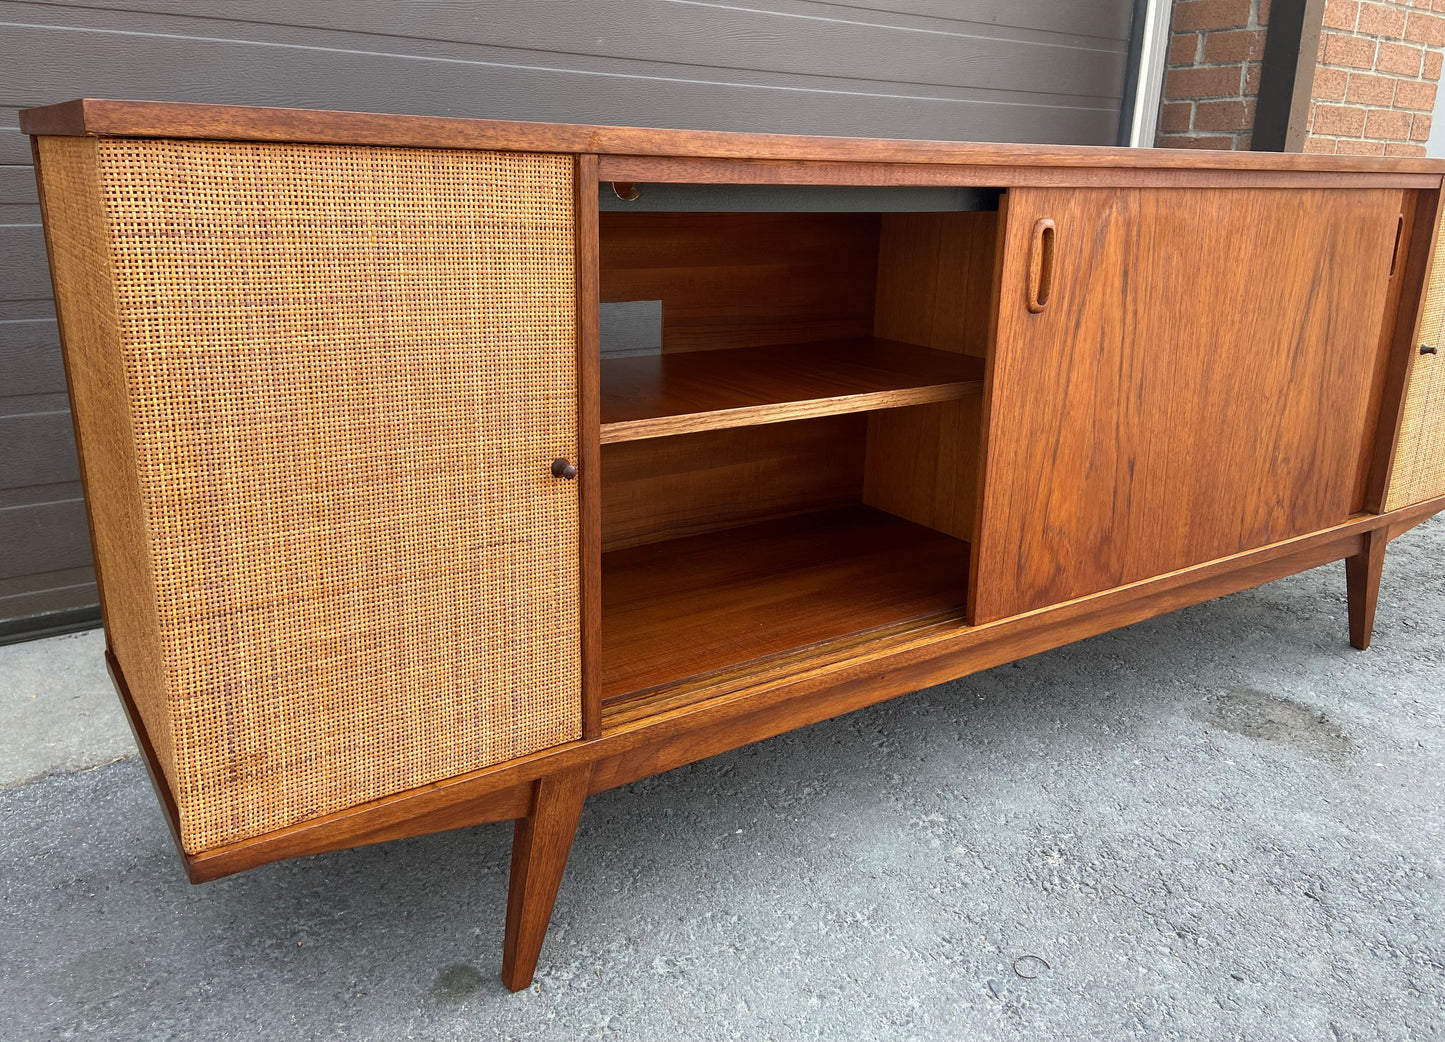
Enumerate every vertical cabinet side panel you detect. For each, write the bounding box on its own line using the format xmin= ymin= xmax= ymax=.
xmin=575 ymin=154 xmax=602 ymax=741
xmin=864 ymin=211 xmax=997 ymax=543
xmin=974 ymin=186 xmax=1402 ymax=623
xmin=87 ymin=138 xmax=581 ymax=853
xmin=1361 ymin=191 xmax=1439 ymax=511
xmin=33 ymin=136 xmax=177 ymax=790
xmin=1385 ymin=211 xmax=1445 ymax=510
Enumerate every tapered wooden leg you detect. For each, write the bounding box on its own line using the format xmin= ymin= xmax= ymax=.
xmin=1345 ymin=527 xmax=1387 ymax=651
xmin=501 ymin=763 xmax=593 ymax=991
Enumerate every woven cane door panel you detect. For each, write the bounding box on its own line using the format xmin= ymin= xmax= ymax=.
xmin=1386 ymin=225 xmax=1445 ymax=510
xmin=94 ymin=138 xmax=579 ymax=852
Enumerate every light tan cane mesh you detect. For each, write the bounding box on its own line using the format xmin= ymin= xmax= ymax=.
xmin=1386 ymin=225 xmax=1445 ymax=510
xmin=92 ymin=137 xmax=579 ymax=852
xmin=35 ymin=137 xmax=177 ymax=787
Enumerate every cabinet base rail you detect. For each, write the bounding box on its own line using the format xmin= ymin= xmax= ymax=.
xmin=107 ymin=496 xmax=1443 ymax=990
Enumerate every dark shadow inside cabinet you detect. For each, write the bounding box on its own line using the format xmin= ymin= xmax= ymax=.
xmin=597 ymin=188 xmax=1002 ymax=714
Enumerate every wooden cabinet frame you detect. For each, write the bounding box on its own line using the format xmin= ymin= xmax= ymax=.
xmin=23 ymin=98 xmax=1445 ymax=991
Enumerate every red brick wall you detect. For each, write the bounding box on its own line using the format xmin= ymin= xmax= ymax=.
xmin=1156 ymin=0 xmax=1444 ymax=153
xmin=1306 ymin=0 xmax=1440 ymax=155
xmin=1158 ymin=0 xmax=1271 ymax=149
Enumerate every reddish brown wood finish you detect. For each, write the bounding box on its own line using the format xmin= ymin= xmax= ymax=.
xmin=576 ymin=155 xmax=603 ymax=741
xmin=1367 ymin=190 xmax=1445 ymax=512
xmin=870 ymin=212 xmax=997 ymax=360
xmin=21 ymin=99 xmax=1444 ymax=178
xmin=105 ymin=650 xmax=188 ymax=874
xmin=599 ymin=212 xmax=878 ymax=354
xmin=598 ymin=155 xmax=1440 ymax=190
xmin=1025 ymin=218 xmax=1056 ymax=314
xmin=1346 ymin=527 xmax=1388 ymax=650
xmin=592 ymin=536 xmax=1376 ymax=794
xmin=601 ymin=506 xmax=971 ymax=704
xmin=1355 ymin=193 xmax=1424 ymax=511
xmin=974 ymin=186 xmax=1404 ymax=622
xmin=501 ymin=764 xmax=593 ymax=992
xmin=601 ymin=416 xmax=867 ymax=552
xmin=862 ymin=399 xmax=983 ymax=543
xmin=968 ymin=190 xmax=1013 ymax=625
xmin=1389 ymin=508 xmax=1440 ymax=539
xmin=600 ymin=338 xmax=984 ymax=443
xmin=863 ymin=211 xmax=999 ymax=544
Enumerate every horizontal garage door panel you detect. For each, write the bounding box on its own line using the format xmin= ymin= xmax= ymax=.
xmin=3 ymin=1 xmax=1128 ymax=104
xmin=0 ymin=411 xmax=80 ymax=489
xmin=0 ymin=41 xmax=1121 ymax=146
xmin=0 ymin=315 xmax=63 ymax=398
xmin=20 ymin=0 xmax=1133 ymax=45
xmin=0 ymin=0 xmax=1132 ymax=633
xmin=0 ymin=226 xmax=50 ymax=303
xmin=0 ymin=495 xmax=90 ymax=577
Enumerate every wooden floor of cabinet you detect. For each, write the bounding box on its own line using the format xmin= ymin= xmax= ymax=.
xmin=599 ymin=505 xmax=972 ymax=706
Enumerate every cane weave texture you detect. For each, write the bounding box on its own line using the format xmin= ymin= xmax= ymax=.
xmin=36 ymin=136 xmax=177 ymax=785
xmin=1387 ymin=225 xmax=1445 ymax=510
xmin=79 ymin=137 xmax=579 ymax=852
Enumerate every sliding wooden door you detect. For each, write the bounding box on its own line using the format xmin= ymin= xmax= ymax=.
xmin=972 ymin=186 xmax=1402 ymax=623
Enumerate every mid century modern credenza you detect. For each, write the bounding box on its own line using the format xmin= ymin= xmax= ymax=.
xmin=22 ymin=99 xmax=1445 ymax=990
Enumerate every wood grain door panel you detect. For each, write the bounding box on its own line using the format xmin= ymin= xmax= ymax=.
xmin=973 ymin=186 xmax=1402 ymax=623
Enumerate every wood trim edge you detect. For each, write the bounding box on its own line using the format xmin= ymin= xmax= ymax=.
xmin=1368 ymin=188 xmax=1443 ymax=510
xmin=966 ymin=188 xmax=1013 ymax=626
xmin=597 ymin=155 xmax=1441 ymax=190
xmin=575 ymin=155 xmax=602 ymax=741
xmin=18 ymin=99 xmax=91 ymax=137
xmin=598 ymin=381 xmax=983 ymax=444
xmin=19 ymin=99 xmax=1445 ymax=176
xmin=105 ymin=648 xmax=193 ymax=880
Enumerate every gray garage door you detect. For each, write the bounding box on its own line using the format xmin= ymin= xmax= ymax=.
xmin=0 ymin=0 xmax=1136 ymax=640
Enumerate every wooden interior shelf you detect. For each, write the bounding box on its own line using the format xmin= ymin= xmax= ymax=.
xmin=601 ymin=505 xmax=972 ymax=705
xmin=599 ymin=337 xmax=986 ymax=443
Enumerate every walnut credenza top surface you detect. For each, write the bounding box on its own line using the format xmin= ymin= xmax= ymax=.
xmin=20 ymin=98 xmax=1445 ymax=188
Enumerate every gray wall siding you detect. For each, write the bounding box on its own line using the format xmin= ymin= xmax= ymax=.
xmin=0 ymin=0 xmax=1132 ymax=632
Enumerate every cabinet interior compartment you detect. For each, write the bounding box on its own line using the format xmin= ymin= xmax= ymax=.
xmin=597 ymin=202 xmax=999 ymax=714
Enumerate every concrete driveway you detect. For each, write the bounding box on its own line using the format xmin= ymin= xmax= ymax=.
xmin=2 ymin=518 xmax=1442 ymax=1041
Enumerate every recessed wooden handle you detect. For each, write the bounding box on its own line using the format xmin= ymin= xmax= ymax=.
xmin=1027 ymin=217 xmax=1056 ymax=314
xmin=551 ymin=458 xmax=578 ymax=480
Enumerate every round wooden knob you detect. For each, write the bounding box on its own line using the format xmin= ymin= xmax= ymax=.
xmin=551 ymin=458 xmax=578 ymax=480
